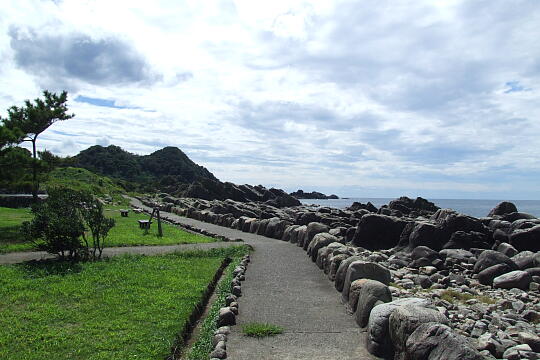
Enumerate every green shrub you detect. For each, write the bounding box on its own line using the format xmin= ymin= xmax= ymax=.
xmin=22 ymin=187 xmax=115 ymax=261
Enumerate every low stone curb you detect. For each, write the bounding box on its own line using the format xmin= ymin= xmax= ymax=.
xmin=209 ymin=254 xmax=250 ymax=360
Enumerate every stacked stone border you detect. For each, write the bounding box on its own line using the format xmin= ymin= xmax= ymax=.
xmin=209 ymin=254 xmax=250 ymax=359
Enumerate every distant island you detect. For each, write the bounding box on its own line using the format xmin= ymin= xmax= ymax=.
xmin=289 ymin=189 xmax=339 ymax=200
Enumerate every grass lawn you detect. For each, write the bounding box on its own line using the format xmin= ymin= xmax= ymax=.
xmin=0 ymin=206 xmax=214 ymax=254
xmin=103 ymin=207 xmax=214 ymax=247
xmin=0 ymin=246 xmax=248 ymax=360
xmin=0 ymin=207 xmax=33 ymax=253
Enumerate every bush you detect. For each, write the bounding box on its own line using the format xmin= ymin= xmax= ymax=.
xmin=22 ymin=187 xmax=115 ymax=261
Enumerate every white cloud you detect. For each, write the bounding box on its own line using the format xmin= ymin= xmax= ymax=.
xmin=1 ymin=0 xmax=540 ymax=199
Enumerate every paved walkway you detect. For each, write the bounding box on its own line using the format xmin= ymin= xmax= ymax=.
xmin=130 ymin=198 xmax=378 ymax=360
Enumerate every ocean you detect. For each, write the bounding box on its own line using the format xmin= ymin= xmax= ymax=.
xmin=298 ymin=198 xmax=540 ymax=218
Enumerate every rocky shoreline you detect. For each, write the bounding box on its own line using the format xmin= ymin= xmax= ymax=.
xmin=141 ymin=194 xmax=540 ymax=359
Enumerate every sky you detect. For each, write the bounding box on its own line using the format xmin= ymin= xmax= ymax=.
xmin=1 ymin=0 xmax=540 ymax=200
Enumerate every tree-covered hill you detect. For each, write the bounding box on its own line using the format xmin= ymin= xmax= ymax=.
xmin=74 ymin=145 xmax=217 ymax=189
xmin=71 ymin=145 xmax=300 ymax=206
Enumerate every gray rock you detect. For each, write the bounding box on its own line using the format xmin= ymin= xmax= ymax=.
xmin=290 ymin=225 xmax=306 ymax=244
xmin=510 ymin=225 xmax=540 ymax=252
xmin=341 ymin=261 xmax=392 ymax=303
xmin=389 ymin=304 xmax=449 ymax=358
xmin=225 ymin=294 xmax=237 ymax=306
xmin=502 ymin=344 xmax=537 ymax=360
xmin=209 ymin=347 xmax=227 ymax=359
xmin=218 ymin=307 xmax=236 ymax=326
xmin=231 ymin=285 xmax=242 ymax=296
xmin=516 ymin=332 xmax=540 ymax=352
xmin=473 ymin=249 xmax=518 ymax=273
xmin=493 ymin=270 xmax=533 ymax=290
xmin=355 ymin=280 xmax=392 ymax=327
xmin=366 ymin=298 xmax=431 ymax=358
xmin=303 ymin=222 xmax=330 ymax=250
xmin=328 ymin=253 xmax=351 ymax=282
xmin=212 ymin=333 xmax=227 ymax=347
xmin=498 ymin=242 xmax=519 ymax=257
xmin=439 ymin=248 xmax=475 ymax=262
xmin=406 ymin=322 xmax=485 ymax=360
xmin=352 ymin=213 xmax=408 ymax=250
xmin=281 ymin=224 xmax=300 ymax=241
xmin=477 ymin=263 xmax=514 ymax=286
xmin=334 ymin=256 xmax=362 ymax=292
xmin=489 ymin=201 xmax=518 ymax=217
xmin=477 ymin=332 xmax=506 ymax=358
xmin=414 ymin=275 xmax=433 ymax=289
xmin=512 ymin=251 xmax=536 ymax=269
xmin=307 ymin=233 xmax=339 ymax=261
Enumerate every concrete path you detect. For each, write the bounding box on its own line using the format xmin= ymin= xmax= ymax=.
xmin=130 ymin=198 xmax=378 ymax=360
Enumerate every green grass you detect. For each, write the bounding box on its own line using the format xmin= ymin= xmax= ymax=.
xmin=242 ymin=323 xmax=284 ymax=338
xmin=103 ymin=207 xmax=214 ymax=247
xmin=440 ymin=289 xmax=496 ymax=305
xmin=0 ymin=247 xmax=248 ymax=360
xmin=45 ymin=167 xmax=126 ymax=202
xmin=0 ymin=206 xmax=214 ymax=253
xmin=185 ymin=251 xmax=246 ymax=360
xmin=0 ymin=207 xmax=33 ymax=253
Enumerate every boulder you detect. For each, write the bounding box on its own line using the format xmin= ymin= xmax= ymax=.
xmin=354 ymin=280 xmax=392 ymax=328
xmin=408 ymin=223 xmax=442 ymax=250
xmin=315 ymin=242 xmax=344 ymax=270
xmin=352 ymin=214 xmax=408 ymax=250
xmin=477 ymin=263 xmax=514 ymax=286
xmin=334 ymin=256 xmax=363 ymax=292
xmin=389 ymin=305 xmax=449 ymax=358
xmin=328 ymin=253 xmax=351 ymax=282
xmin=406 ymin=322 xmax=484 ymax=360
xmin=488 ymin=201 xmax=518 ymax=217
xmin=307 ymin=233 xmax=339 ymax=261
xmin=281 ymin=224 xmax=300 ymax=242
xmin=303 ymin=222 xmax=329 ymax=250
xmin=509 ymin=225 xmax=540 ymax=252
xmin=265 ymin=218 xmax=290 ymax=239
xmin=493 ymin=270 xmax=532 ymax=290
xmin=473 ymin=249 xmax=518 ymax=273
xmin=366 ymin=298 xmax=431 ymax=358
xmin=290 ymin=225 xmax=306 ymax=244
xmin=511 ymin=251 xmax=536 ymax=269
xmin=341 ymin=261 xmax=391 ymax=303
xmin=439 ymin=248 xmax=475 ymax=262
xmin=497 ymin=242 xmax=518 ymax=257
xmin=444 ymin=230 xmax=490 ymax=250
xmin=411 ymin=246 xmax=440 ymax=261
xmin=501 ymin=212 xmax=537 ymax=222
xmin=218 ymin=307 xmax=236 ymax=327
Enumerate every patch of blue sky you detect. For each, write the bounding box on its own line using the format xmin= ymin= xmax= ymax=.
xmin=504 ymin=81 xmax=531 ymax=93
xmin=74 ymin=95 xmax=141 ymax=109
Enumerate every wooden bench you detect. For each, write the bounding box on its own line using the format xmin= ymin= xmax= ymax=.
xmin=120 ymin=209 xmax=129 ymax=217
xmin=138 ymin=220 xmax=152 ymax=229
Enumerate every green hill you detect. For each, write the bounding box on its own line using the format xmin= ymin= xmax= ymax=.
xmin=73 ymin=145 xmax=217 ymax=192
xmin=45 ymin=167 xmax=126 ymax=201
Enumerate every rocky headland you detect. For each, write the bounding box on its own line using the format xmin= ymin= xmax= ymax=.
xmin=140 ymin=194 xmax=540 ymax=359
xmin=289 ymin=189 xmax=339 ymax=199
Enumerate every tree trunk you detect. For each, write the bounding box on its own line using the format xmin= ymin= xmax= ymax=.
xmin=31 ymin=138 xmax=38 ymax=202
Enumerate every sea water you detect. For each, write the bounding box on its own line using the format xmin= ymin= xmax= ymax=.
xmin=299 ymin=198 xmax=540 ymax=218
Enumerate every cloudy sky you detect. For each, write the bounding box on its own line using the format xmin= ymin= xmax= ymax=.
xmin=1 ymin=0 xmax=539 ymax=199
